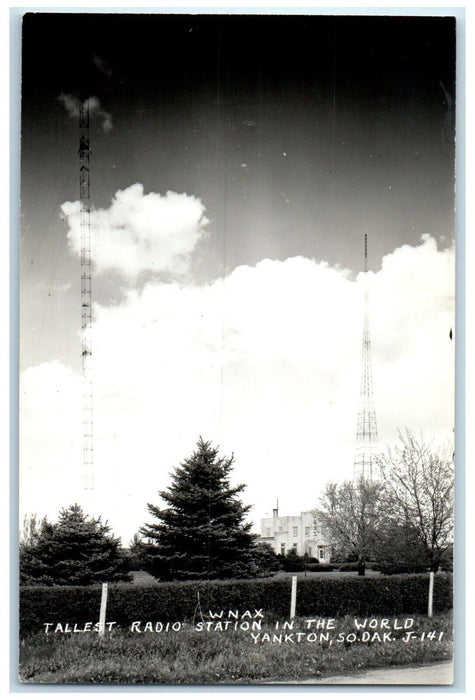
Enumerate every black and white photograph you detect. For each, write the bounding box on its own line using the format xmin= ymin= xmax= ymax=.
xmin=18 ymin=10 xmax=457 ymax=685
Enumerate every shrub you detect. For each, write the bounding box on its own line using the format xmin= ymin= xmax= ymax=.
xmin=19 ymin=579 xmax=294 ymax=637
xmin=247 ymin=542 xmax=280 ymax=577
xmin=305 ymin=563 xmax=335 ymax=572
xmin=337 ymin=563 xmax=359 ymax=572
xmin=280 ymin=559 xmax=305 ymax=572
xmin=380 ymin=563 xmax=429 ymax=575
xmin=278 ymin=551 xmax=308 ymax=572
xmin=295 ymin=573 xmax=452 ymax=618
xmin=439 ymin=545 xmax=453 ymax=573
xmin=20 ymin=573 xmax=452 ymax=637
xmin=335 ymin=562 xmax=379 ymax=572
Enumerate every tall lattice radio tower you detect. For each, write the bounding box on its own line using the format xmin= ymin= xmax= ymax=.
xmin=79 ymin=96 xmax=94 ymax=490
xmin=353 ymin=234 xmax=379 ymax=482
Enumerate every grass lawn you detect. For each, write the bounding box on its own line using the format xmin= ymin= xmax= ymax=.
xmin=19 ymin=611 xmax=453 ymax=684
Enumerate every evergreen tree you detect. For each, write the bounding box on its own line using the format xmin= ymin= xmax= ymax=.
xmin=127 ymin=531 xmax=154 ymax=572
xmin=20 ymin=504 xmax=131 ymax=586
xmin=140 ymin=438 xmax=257 ymax=580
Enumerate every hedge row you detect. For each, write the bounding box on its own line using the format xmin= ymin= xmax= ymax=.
xmin=305 ymin=563 xmax=335 ymax=572
xmin=336 ymin=562 xmax=379 ymax=572
xmin=19 ymin=573 xmax=452 ymax=637
xmin=295 ymin=574 xmax=452 ymax=618
xmin=378 ymin=563 xmax=431 ymax=575
xmin=280 ymin=562 xmax=336 ymax=572
xmin=335 ymin=563 xmax=360 ymax=572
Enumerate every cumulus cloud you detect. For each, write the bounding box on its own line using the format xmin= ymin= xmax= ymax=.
xmin=19 ymin=361 xmax=83 ymax=517
xmin=57 ymin=93 xmax=113 ymax=133
xmin=370 ymin=234 xmax=455 ymax=440
xmin=88 ymin=96 xmax=113 ymax=133
xmin=19 ymin=236 xmax=455 ymax=542
xmin=57 ymin=93 xmax=80 ymax=119
xmin=61 ymin=184 xmax=209 ymax=278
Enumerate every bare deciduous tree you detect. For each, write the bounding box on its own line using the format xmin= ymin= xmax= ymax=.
xmin=317 ymin=478 xmax=388 ymax=575
xmin=19 ymin=513 xmax=48 ymax=548
xmin=377 ymin=429 xmax=454 ymax=572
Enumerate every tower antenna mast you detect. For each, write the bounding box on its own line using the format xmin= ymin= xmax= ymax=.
xmin=79 ymin=95 xmax=94 ymax=490
xmin=353 ymin=234 xmax=379 ymax=481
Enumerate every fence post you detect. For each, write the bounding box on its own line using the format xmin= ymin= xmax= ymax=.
xmin=428 ymin=571 xmax=434 ymax=618
xmin=290 ymin=575 xmax=297 ymax=619
xmin=99 ymin=582 xmax=108 ymax=637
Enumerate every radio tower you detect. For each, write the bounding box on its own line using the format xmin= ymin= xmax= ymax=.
xmin=353 ymin=234 xmax=379 ymax=482
xmin=79 ymin=95 xmax=94 ymax=490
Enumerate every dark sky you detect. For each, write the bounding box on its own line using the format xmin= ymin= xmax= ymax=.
xmin=20 ymin=12 xmax=456 ymax=369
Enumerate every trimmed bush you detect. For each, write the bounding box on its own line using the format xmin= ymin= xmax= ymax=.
xmin=336 ymin=562 xmax=379 ymax=572
xmin=278 ymin=552 xmax=305 ymax=572
xmin=337 ymin=563 xmax=359 ymax=572
xmin=305 ymin=563 xmax=335 ymax=572
xmin=20 ymin=586 xmax=104 ymax=638
xmin=20 ymin=579 xmax=291 ymax=637
xmin=296 ymin=573 xmax=452 ymax=618
xmin=19 ymin=573 xmax=452 ymax=637
xmin=280 ymin=561 xmax=304 ymax=572
xmin=380 ymin=563 xmax=429 ymax=575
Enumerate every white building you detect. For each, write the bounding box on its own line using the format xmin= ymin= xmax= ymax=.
xmin=259 ymin=506 xmax=332 ymax=562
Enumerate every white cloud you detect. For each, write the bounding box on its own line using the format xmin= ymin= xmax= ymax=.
xmin=61 ymin=184 xmax=209 ymax=278
xmin=88 ymin=96 xmax=113 ymax=133
xmin=370 ymin=234 xmax=455 ymax=440
xmin=58 ymin=93 xmax=113 ymax=133
xmin=57 ymin=93 xmax=80 ymax=119
xmin=19 ymin=235 xmax=455 ymax=543
xmin=19 ymin=361 xmax=83 ymax=518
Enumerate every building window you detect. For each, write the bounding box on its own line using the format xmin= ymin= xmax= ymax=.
xmin=280 ymin=543 xmax=286 ymax=555
xmin=305 ymin=526 xmax=310 ymax=536
xmin=279 ymin=526 xmax=283 ymax=531
xmin=293 ymin=543 xmax=298 ymax=551
xmin=266 ymin=528 xmax=271 ymax=536
xmin=319 ymin=547 xmax=324 ymax=560
xmin=308 ymin=547 xmax=312 ymax=556
xmin=292 ymin=526 xmax=298 ymax=537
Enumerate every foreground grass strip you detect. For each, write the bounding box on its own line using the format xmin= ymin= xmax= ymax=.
xmin=19 ymin=612 xmax=453 ymax=684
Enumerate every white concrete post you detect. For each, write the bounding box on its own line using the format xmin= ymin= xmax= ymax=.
xmin=99 ymin=582 xmax=108 ymax=637
xmin=290 ymin=575 xmax=297 ymax=619
xmin=428 ymin=571 xmax=434 ymax=618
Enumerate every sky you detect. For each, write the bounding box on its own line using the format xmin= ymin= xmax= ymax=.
xmin=19 ymin=12 xmax=456 ymax=544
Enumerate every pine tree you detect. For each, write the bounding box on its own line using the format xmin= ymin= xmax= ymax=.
xmin=140 ymin=438 xmax=257 ymax=580
xmin=20 ymin=504 xmax=131 ymax=586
